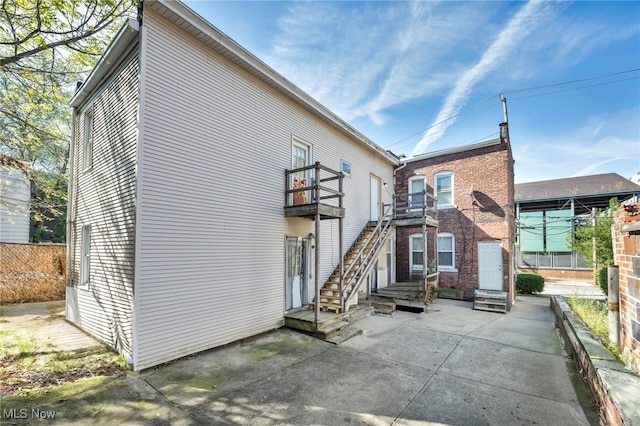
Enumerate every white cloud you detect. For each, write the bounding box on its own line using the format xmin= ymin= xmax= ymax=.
xmin=513 ymin=107 xmax=640 ymax=183
xmin=264 ymin=1 xmax=494 ymax=124
xmin=411 ymin=1 xmax=555 ymax=156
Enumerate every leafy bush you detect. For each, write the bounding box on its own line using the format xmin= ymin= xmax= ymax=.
xmin=516 ymin=273 xmax=545 ymax=294
xmin=597 ymin=266 xmax=609 ymax=296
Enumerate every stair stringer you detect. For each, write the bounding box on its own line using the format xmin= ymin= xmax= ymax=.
xmin=342 ymin=221 xmax=394 ymax=311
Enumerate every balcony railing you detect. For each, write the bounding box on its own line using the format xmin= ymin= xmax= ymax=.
xmin=284 ymin=162 xmax=344 ymax=219
xmin=392 ymin=190 xmax=438 ymax=226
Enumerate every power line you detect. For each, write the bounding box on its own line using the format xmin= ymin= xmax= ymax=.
xmin=502 ymin=67 xmax=640 ymax=95
xmin=509 ymin=75 xmax=639 ymax=101
xmin=383 ymin=94 xmax=500 ymax=150
xmin=383 ymin=67 xmax=640 ymax=154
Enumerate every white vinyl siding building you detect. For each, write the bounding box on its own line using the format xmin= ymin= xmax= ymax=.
xmin=0 ymin=158 xmax=30 ymax=243
xmin=67 ymin=45 xmax=139 ymax=362
xmin=68 ymin=1 xmax=397 ymax=370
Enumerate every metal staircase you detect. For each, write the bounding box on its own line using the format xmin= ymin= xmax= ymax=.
xmin=311 ymin=205 xmax=394 ymax=313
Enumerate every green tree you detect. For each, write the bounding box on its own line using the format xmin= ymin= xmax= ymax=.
xmin=571 ymin=198 xmax=619 ymax=268
xmin=1 ymin=0 xmax=136 ymax=241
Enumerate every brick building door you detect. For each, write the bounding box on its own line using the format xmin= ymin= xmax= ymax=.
xmin=478 ymin=241 xmax=503 ymax=291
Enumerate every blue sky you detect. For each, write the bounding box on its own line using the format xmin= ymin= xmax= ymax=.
xmin=184 ymin=1 xmax=640 ymax=184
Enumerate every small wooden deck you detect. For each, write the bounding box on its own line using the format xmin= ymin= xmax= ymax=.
xmin=371 ymin=281 xmax=438 ymax=313
xmin=284 ymin=203 xmax=345 ymax=220
xmin=392 ymin=215 xmax=439 ymax=228
xmin=284 ymin=305 xmax=371 ymax=343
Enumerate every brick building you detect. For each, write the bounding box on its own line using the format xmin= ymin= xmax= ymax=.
xmin=612 ymin=206 xmax=640 ymax=374
xmin=394 ymin=123 xmax=515 ymax=306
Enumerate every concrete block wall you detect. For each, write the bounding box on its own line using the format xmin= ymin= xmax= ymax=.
xmin=395 ymin=136 xmax=515 ymax=302
xmin=612 ymin=207 xmax=640 ymax=374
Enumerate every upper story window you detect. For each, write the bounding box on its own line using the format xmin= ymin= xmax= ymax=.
xmin=82 ymin=107 xmax=93 ymax=171
xmin=408 ymin=176 xmax=426 ymax=210
xmin=435 ymin=171 xmax=454 ymax=208
xmin=437 ymin=233 xmax=455 ymax=270
xmin=341 ymin=160 xmax=351 ymax=177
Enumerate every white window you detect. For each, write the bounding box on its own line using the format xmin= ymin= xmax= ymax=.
xmin=409 ymin=234 xmax=425 ymax=272
xmin=341 ymin=160 xmax=351 ymax=177
xmin=80 ymin=225 xmax=91 ymax=285
xmin=435 ymin=171 xmax=454 ymax=208
xmin=409 ymin=176 xmax=426 ymax=210
xmin=437 ymin=233 xmax=455 ymax=270
xmin=83 ymin=107 xmax=93 ymax=171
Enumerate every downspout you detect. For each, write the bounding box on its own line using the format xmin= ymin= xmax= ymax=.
xmin=393 ymin=162 xmax=407 ymax=190
xmin=66 ymin=112 xmax=76 ymax=287
xmin=392 ymin=162 xmax=407 ymax=217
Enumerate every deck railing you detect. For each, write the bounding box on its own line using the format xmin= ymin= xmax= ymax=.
xmin=284 ymin=162 xmax=344 ymax=208
xmin=392 ymin=190 xmax=437 ymax=221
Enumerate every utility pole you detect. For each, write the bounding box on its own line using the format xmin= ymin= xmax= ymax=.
xmin=500 ymin=93 xmax=509 ymax=124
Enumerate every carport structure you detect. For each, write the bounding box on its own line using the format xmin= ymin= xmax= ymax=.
xmin=516 ymin=173 xmax=640 ymax=279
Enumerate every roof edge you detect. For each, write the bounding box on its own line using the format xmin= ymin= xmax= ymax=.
xmin=70 ymin=19 xmax=140 ymax=108
xmin=144 ymin=0 xmax=398 ymax=165
xmin=401 ymin=138 xmax=502 ymax=164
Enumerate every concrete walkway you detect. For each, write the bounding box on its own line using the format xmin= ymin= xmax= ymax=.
xmin=138 ymin=296 xmax=593 ymax=425
xmin=1 ymin=297 xmax=596 ymax=425
xmin=542 ymin=278 xmax=605 ymax=299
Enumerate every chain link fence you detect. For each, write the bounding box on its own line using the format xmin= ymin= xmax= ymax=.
xmin=1 ymin=243 xmax=66 ymax=304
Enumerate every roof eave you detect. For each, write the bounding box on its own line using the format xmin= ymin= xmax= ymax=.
xmin=516 ymin=190 xmax=640 ymax=204
xmin=401 ymin=138 xmax=502 ymax=164
xmin=70 ymin=19 xmax=140 ymax=108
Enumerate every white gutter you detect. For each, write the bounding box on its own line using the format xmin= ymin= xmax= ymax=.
xmin=70 ymin=19 xmax=140 ymax=108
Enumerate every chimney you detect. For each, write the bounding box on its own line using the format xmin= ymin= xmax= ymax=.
xmin=500 ymin=122 xmax=509 ymax=144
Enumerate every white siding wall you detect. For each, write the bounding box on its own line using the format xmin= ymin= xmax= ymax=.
xmin=66 ymin=52 xmax=139 ymax=360
xmin=134 ymin=9 xmax=394 ymax=369
xmin=0 ymin=166 xmax=30 ymax=243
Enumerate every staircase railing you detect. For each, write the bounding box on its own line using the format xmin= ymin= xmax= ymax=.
xmin=342 ymin=204 xmax=395 ymax=310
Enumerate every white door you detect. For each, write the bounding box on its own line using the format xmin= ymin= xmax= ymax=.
xmin=286 ymin=237 xmax=308 ymax=310
xmin=370 ymin=175 xmax=381 ymax=221
xmin=292 ymin=140 xmax=312 ymax=205
xmin=478 ymin=241 xmax=503 ymax=291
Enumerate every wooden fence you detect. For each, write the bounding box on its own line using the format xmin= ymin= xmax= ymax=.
xmin=0 ymin=242 xmax=66 ymax=304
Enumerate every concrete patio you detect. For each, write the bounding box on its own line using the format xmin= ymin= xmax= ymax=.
xmin=138 ymin=295 xmax=595 ymax=425
xmin=1 ymin=296 xmax=599 ymax=425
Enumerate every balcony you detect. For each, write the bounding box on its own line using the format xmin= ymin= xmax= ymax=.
xmin=284 ymin=162 xmax=345 ymax=220
xmin=392 ymin=191 xmax=439 ymax=227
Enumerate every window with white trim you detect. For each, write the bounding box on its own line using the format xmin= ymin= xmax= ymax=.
xmin=408 ymin=176 xmax=426 ymax=210
xmin=83 ymin=107 xmax=93 ymax=171
xmin=437 ymin=233 xmax=455 ymax=270
xmin=435 ymin=171 xmax=453 ymax=208
xmin=80 ymin=225 xmax=91 ymax=285
xmin=341 ymin=160 xmax=351 ymax=177
xmin=409 ymin=234 xmax=425 ymax=272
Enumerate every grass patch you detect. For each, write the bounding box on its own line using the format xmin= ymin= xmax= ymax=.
xmin=0 ymin=329 xmax=124 ymax=394
xmin=565 ymin=296 xmax=620 ymax=358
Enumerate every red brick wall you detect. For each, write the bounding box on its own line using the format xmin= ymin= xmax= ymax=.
xmin=612 ymin=207 xmax=640 ymax=374
xmin=395 ymin=135 xmax=515 ymax=303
